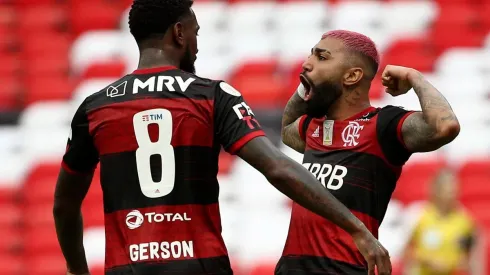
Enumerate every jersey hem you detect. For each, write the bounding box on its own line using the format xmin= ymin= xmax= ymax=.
xmin=227 ymin=130 xmax=266 ymax=154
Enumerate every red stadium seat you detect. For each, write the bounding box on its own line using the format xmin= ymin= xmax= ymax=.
xmin=25 ymin=55 xmax=70 ymax=77
xmin=22 ymin=177 xmax=58 ymax=204
xmin=24 ymin=254 xmax=66 ymax=275
xmin=21 ymin=33 xmax=72 ymax=61
xmin=81 ymin=60 xmax=127 ymax=79
xmin=18 ymin=5 xmax=68 ymax=35
xmin=218 ymin=153 xmax=236 ymax=175
xmin=0 ymin=204 xmax=22 ymax=228
xmin=23 ymin=226 xmax=62 ymax=256
xmin=82 ymin=200 xmax=105 ymax=228
xmin=0 ymin=254 xmax=23 ymax=275
xmin=382 ymin=38 xmax=436 ymax=72
xmin=70 ymin=2 xmax=121 ymax=37
xmin=249 ymin=262 xmax=276 ymax=275
xmin=0 ymin=186 xmax=20 ymax=204
xmin=0 ymin=30 xmax=20 ymax=54
xmin=0 ymin=78 xmax=22 ymax=111
xmin=392 ymin=160 xmax=447 ymax=204
xmin=90 ymin=266 xmax=105 ymax=275
xmin=25 ymin=76 xmax=75 ymax=106
xmin=0 ymin=227 xmax=23 ymax=254
xmin=24 ymin=161 xmax=61 ymax=183
xmin=0 ymin=54 xmax=22 ymax=78
xmin=14 ymin=0 xmax=64 ymax=6
xmin=459 ymin=159 xmax=490 ymax=203
xmin=23 ymin=202 xmax=56 ymax=228
xmin=283 ymin=60 xmax=304 ymax=104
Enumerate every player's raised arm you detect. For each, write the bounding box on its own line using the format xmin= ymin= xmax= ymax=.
xmin=214 ymin=82 xmax=392 ymax=275
xmin=53 ymin=99 xmax=99 ymax=275
xmin=382 ymin=65 xmax=460 ymax=152
xmin=281 ymin=84 xmax=308 ymax=153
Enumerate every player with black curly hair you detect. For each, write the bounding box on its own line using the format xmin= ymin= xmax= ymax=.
xmin=53 ymin=1 xmax=391 ymax=274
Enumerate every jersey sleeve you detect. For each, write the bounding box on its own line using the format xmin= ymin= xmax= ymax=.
xmin=62 ymin=99 xmax=99 ymax=174
xmin=377 ymin=105 xmax=415 ymax=166
xmin=214 ymin=81 xmax=266 ymax=154
xmin=298 ymin=115 xmax=313 ymax=141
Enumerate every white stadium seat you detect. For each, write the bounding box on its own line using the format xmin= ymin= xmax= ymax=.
xmin=273 ymin=1 xmax=328 ymax=33
xmin=330 ymin=1 xmax=384 ymax=32
xmin=71 ymin=78 xmax=119 ymax=111
xmin=444 ymin=126 xmax=490 ymax=163
xmin=20 ymin=127 xmax=69 ymax=161
xmin=19 ymin=101 xmax=71 ymax=128
xmin=382 ymin=1 xmax=438 ymax=37
xmin=435 ymin=48 xmax=490 ymax=76
xmin=70 ymin=30 xmax=124 ymax=74
xmin=278 ymin=31 xmax=321 ymax=64
xmin=226 ymin=2 xmax=276 ymax=35
xmin=193 ymin=1 xmax=228 ymax=34
xmin=228 ymin=32 xmax=277 ymax=60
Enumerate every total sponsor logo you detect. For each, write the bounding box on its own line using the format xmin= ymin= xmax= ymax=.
xmin=125 ymin=210 xmax=192 ymax=230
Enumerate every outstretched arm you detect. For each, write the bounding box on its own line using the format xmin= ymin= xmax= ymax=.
xmin=281 ymin=85 xmax=308 ymax=153
xmin=401 ymin=70 xmax=460 ymax=152
xmin=237 ymin=136 xmax=392 ymax=275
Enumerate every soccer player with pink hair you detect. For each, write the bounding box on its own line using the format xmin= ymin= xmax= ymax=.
xmin=278 ymin=30 xmax=460 ymax=275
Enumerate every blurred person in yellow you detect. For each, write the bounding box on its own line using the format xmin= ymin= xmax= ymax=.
xmin=404 ymin=169 xmax=476 ymax=275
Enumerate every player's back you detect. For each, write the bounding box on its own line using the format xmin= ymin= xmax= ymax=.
xmin=66 ymin=65 xmax=265 ymax=274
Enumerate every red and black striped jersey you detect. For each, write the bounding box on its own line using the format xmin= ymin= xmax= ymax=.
xmin=62 ymin=66 xmax=265 ymax=275
xmin=276 ymin=106 xmax=414 ymax=275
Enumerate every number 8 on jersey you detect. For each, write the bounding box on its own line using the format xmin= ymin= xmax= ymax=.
xmin=133 ymin=108 xmax=175 ymax=198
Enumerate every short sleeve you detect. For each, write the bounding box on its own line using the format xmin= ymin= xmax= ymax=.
xmin=62 ymin=100 xmax=99 ymax=174
xmin=298 ymin=115 xmax=312 ymax=141
xmin=376 ymin=105 xmax=415 ymax=166
xmin=214 ymin=82 xmax=266 ymax=154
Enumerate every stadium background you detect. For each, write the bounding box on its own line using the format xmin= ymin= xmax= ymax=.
xmin=1 ymin=0 xmax=489 ymax=274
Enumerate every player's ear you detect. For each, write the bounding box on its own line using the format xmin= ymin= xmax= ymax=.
xmin=172 ymin=22 xmax=185 ymax=47
xmin=343 ymin=67 xmax=363 ymax=87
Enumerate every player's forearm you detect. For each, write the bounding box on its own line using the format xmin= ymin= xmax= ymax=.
xmin=408 ymin=70 xmax=460 ymax=139
xmin=282 ymin=91 xmax=307 ymax=130
xmin=53 ymin=206 xmax=89 ymax=274
xmin=267 ymin=156 xmax=368 ymax=236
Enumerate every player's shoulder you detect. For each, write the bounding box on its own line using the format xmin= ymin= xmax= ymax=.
xmin=376 ymin=105 xmax=411 ymax=121
xmin=81 ymin=75 xmax=134 ymax=111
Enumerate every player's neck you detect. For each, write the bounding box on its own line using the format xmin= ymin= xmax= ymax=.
xmin=137 ymin=47 xmax=180 ymax=71
xmin=326 ymin=93 xmax=371 ymax=121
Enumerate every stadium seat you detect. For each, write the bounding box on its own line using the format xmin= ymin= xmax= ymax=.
xmin=381 ymin=1 xmax=438 ymax=38
xmin=273 ymin=1 xmax=328 ymax=33
xmin=445 ymin=127 xmax=490 ymax=163
xmin=21 ymin=33 xmax=72 ymax=60
xmin=24 ymin=254 xmax=66 ymax=275
xmin=18 ymin=5 xmax=68 ymax=35
xmin=277 ymin=31 xmax=321 ymax=64
xmin=19 ymin=100 xmax=71 ymax=128
xmin=381 ymin=38 xmax=436 ymax=72
xmin=70 ymin=78 xmax=118 ymax=110
xmin=435 ymin=48 xmax=490 ymax=76
xmin=90 ymin=266 xmax=105 ymax=275
xmin=81 ymin=59 xmax=127 ymax=79
xmin=249 ymin=262 xmax=276 ymax=275
xmin=23 ymin=226 xmax=62 ymax=256
xmin=392 ymin=160 xmax=447 ymax=204
xmin=70 ymin=1 xmax=121 ymax=36
xmin=0 ymin=54 xmax=22 ymax=78
xmin=0 ymin=204 xmax=21 ymax=228
xmin=330 ymin=1 xmax=383 ymax=33
xmin=23 ymin=202 xmax=55 ymax=228
xmin=459 ymin=159 xmax=490 ymax=203
xmin=0 ymin=254 xmax=23 ymax=275
xmin=0 ymin=78 xmax=22 ymax=111
xmin=192 ymin=1 xmax=228 ymax=35
xmin=226 ymin=2 xmax=275 ymax=35
xmin=25 ymin=55 xmax=70 ymax=77
xmin=70 ymin=30 xmax=123 ymax=74
xmin=0 ymin=186 xmax=19 ymax=204
xmin=24 ymin=76 xmax=75 ymax=106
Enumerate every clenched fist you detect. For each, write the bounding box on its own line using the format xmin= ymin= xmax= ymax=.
xmin=381 ymin=65 xmax=420 ymax=97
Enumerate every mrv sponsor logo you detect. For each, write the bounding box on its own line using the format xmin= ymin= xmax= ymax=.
xmin=126 ymin=210 xmax=191 ymax=230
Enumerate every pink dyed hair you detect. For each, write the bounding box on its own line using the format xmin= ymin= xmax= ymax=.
xmin=322 ymin=30 xmax=380 ymax=66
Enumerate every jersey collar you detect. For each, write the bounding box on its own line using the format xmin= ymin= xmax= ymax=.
xmin=344 ymin=106 xmax=377 ymax=121
xmin=132 ymin=66 xmax=178 ymax=75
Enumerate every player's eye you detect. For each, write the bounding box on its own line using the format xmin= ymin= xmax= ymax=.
xmin=318 ymin=55 xmax=327 ymax=61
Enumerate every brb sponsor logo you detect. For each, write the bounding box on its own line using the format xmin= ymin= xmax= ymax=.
xmin=125 ymin=210 xmax=191 ymax=230
xmin=303 ymin=163 xmax=347 ymax=190
xmin=233 ymin=102 xmax=260 ymax=130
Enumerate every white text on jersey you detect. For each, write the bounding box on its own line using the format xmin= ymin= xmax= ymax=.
xmin=303 ymin=163 xmax=347 ymax=190
xmin=129 ymin=241 xmax=194 ymax=261
xmin=133 ymin=76 xmax=196 ymax=94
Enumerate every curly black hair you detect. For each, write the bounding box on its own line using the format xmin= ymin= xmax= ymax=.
xmin=129 ymin=0 xmax=194 ymax=44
